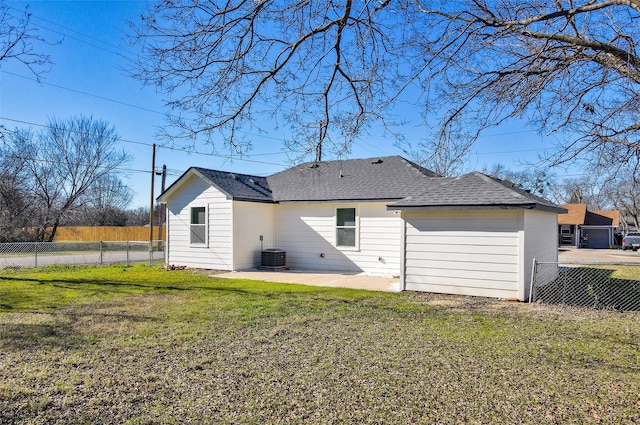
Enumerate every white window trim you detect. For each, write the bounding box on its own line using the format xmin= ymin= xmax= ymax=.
xmin=335 ymin=206 xmax=359 ymax=251
xmin=190 ymin=206 xmax=208 ymax=247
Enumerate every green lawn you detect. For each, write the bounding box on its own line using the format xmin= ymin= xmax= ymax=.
xmin=1 ymin=264 xmax=639 ymax=424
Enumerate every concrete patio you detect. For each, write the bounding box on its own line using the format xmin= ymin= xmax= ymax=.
xmin=215 ymin=269 xmax=401 ymax=292
xmin=215 ymin=248 xmax=640 ymax=293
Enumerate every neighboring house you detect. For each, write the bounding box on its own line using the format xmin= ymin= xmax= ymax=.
xmin=158 ymin=156 xmax=565 ymax=301
xmin=558 ymin=204 xmax=621 ymax=248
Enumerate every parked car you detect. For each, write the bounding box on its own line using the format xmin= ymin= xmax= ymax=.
xmin=621 ymin=232 xmax=640 ymax=250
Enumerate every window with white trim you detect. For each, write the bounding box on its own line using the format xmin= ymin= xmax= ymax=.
xmin=336 ymin=207 xmax=357 ymax=248
xmin=190 ymin=206 xmax=207 ymax=245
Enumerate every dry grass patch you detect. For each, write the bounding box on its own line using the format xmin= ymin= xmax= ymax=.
xmin=1 ymin=264 xmax=639 ymax=424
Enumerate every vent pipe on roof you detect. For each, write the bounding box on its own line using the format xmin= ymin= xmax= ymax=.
xmin=372 ymin=159 xmax=383 ymax=164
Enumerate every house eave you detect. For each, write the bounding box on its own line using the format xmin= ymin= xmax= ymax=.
xmin=157 ymin=167 xmax=236 ymax=203
xmin=276 ymin=198 xmax=403 ymax=204
xmin=232 ymin=197 xmax=275 ymax=204
xmin=387 ymin=203 xmax=566 ymax=213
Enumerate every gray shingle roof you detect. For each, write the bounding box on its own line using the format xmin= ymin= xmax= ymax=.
xmin=266 ymin=156 xmax=438 ymax=202
xmin=160 ymin=158 xmax=564 ymax=213
xmin=388 ymin=172 xmax=566 ymax=212
xmin=191 ymin=168 xmax=272 ymax=202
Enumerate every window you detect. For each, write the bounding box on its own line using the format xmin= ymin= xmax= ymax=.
xmin=336 ymin=207 xmax=357 ymax=248
xmin=190 ymin=207 xmax=207 ymax=245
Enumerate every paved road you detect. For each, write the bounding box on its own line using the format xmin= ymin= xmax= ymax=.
xmin=558 ymin=248 xmax=640 ymax=263
xmin=0 ymin=251 xmax=164 ymax=268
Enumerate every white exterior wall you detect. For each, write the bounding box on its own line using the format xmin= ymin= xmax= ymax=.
xmin=523 ymin=209 xmax=560 ymax=300
xmin=233 ymin=201 xmax=274 ymax=270
xmin=165 ymin=175 xmax=233 ymax=270
xmin=273 ymin=202 xmax=402 ymax=275
xmin=402 ymin=210 xmax=523 ymax=299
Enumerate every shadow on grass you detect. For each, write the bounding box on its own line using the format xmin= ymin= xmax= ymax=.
xmin=0 ymin=272 xmax=376 ymax=315
xmin=0 ymin=306 xmax=167 ymax=351
xmin=536 ymin=267 xmax=640 ymax=311
xmin=0 ymin=275 xmax=188 ymax=291
xmin=0 ymin=268 xmax=381 ymax=295
xmin=0 ymin=321 xmax=83 ymax=351
xmin=0 ymin=275 xmax=284 ymax=299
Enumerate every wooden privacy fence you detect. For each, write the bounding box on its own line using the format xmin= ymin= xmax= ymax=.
xmin=54 ymin=226 xmax=166 ymax=242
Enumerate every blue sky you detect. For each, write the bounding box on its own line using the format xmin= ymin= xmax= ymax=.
xmin=0 ymin=0 xmax=573 ymax=208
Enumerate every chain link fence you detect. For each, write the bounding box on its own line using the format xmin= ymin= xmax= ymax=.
xmin=0 ymin=241 xmax=164 ymax=269
xmin=532 ymin=260 xmax=640 ymax=311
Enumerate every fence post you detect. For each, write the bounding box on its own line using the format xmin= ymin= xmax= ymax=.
xmin=34 ymin=241 xmax=38 ymax=268
xmin=126 ymin=240 xmax=130 ymax=267
xmin=529 ymin=258 xmax=538 ymax=303
xmin=563 ymin=266 xmax=568 ymax=305
xmin=100 ymin=241 xmax=103 ymax=264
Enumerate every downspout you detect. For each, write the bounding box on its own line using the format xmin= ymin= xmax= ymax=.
xmin=165 ymin=203 xmax=170 ymax=266
xmin=271 ymin=203 xmax=276 ymax=250
xmin=400 ymin=210 xmax=407 ymax=291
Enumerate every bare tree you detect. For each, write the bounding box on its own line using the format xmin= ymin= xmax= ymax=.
xmin=124 ymin=206 xmax=150 ymax=227
xmin=0 ymin=3 xmax=55 ymax=139
xmin=131 ymin=1 xmax=640 ymax=173
xmin=416 ymin=0 xmax=640 ymax=176
xmin=0 ymin=145 xmax=34 ymax=241
xmin=65 ymin=175 xmax=134 ymax=226
xmin=483 ymin=163 xmax=555 ymax=196
xmin=5 ymin=117 xmax=131 ymax=241
xmin=0 ymin=3 xmax=53 ymax=79
xmin=611 ymin=180 xmax=640 ymax=232
xmin=129 ymin=0 xmax=425 ymax=158
xmin=402 ymin=126 xmax=476 ymax=177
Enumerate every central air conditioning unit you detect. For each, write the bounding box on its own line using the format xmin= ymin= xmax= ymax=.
xmin=259 ymin=249 xmax=286 ymax=270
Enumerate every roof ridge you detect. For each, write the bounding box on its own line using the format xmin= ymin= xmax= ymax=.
xmin=192 ymin=166 xmax=266 ymax=180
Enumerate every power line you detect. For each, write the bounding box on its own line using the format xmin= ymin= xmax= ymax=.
xmin=1 ymin=71 xmax=301 ymax=144
xmin=1 ymin=70 xmax=165 ymax=116
xmin=4 ymin=3 xmax=140 ymax=65
xmin=477 ymin=129 xmax=539 ymax=138
xmin=1 ymin=151 xmax=153 ymax=175
xmin=0 ymin=116 xmax=151 ymax=147
xmin=156 ymin=145 xmax=289 ymax=167
xmin=2 ymin=5 xmax=397 ymax=150
xmin=475 ymin=147 xmax=547 ymax=155
xmin=0 ymin=116 xmax=291 ymax=168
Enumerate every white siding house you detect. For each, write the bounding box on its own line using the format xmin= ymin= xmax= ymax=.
xmin=158 ymin=157 xmax=565 ymax=301
xmin=400 ymin=209 xmax=559 ymax=301
xmin=232 ymin=201 xmax=274 ymax=270
xmin=402 ymin=210 xmax=521 ymax=299
xmin=272 ymin=202 xmax=401 ymax=275
xmin=164 ymin=173 xmax=233 ymax=270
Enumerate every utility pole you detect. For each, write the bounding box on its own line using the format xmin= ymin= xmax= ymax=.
xmin=149 ymin=143 xmax=156 ymax=265
xmin=157 ymin=164 xmax=166 ymax=243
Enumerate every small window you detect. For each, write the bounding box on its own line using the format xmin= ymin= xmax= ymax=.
xmin=336 ymin=207 xmax=357 ymax=248
xmin=190 ymin=206 xmax=207 ymax=245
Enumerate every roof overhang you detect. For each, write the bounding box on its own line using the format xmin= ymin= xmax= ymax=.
xmin=157 ymin=167 xmax=234 ymax=204
xmin=387 ymin=203 xmax=567 ymax=214
xmin=276 ymin=198 xmax=403 ymax=204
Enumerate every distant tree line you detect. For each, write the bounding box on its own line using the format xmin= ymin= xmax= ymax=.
xmin=0 ymin=116 xmax=157 ymax=243
xmin=485 ymin=164 xmax=640 ymax=233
